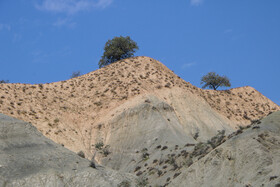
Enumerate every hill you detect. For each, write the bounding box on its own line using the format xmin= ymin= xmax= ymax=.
xmin=0 ymin=56 xmax=279 ymax=186
xmin=0 ymin=57 xmax=279 ymax=157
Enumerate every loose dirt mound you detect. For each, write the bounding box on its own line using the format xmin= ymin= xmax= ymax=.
xmin=0 ymin=56 xmax=278 ymax=157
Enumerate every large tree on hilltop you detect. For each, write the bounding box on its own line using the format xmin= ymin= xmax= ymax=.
xmin=98 ymin=36 xmax=139 ymax=68
xmin=200 ymin=72 xmax=231 ymax=90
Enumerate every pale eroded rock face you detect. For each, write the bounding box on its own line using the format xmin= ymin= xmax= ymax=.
xmin=0 ymin=114 xmax=135 ymax=187
xmin=98 ymin=95 xmax=232 ymax=171
xmin=169 ymin=111 xmax=280 ymax=187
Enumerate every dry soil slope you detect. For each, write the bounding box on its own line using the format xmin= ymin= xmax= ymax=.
xmin=0 ymin=56 xmax=278 ymax=159
xmin=0 ymin=113 xmax=135 ymax=187
xmin=169 ymin=111 xmax=280 ymax=187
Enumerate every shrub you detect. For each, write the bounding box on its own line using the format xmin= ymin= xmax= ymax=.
xmin=193 ymin=132 xmax=199 ymax=140
xmin=118 ymin=180 xmax=131 ymax=187
xmin=95 ymin=142 xmax=104 ymax=150
xmin=77 ymin=151 xmax=85 ymax=158
xmin=0 ymin=80 xmax=9 ymax=83
xmin=136 ymin=178 xmax=148 ymax=187
xmin=70 ymin=71 xmax=81 ymax=78
xmin=89 ymin=160 xmax=96 ymax=168
xmin=191 ymin=142 xmax=211 ymax=158
xmin=207 ymin=130 xmax=226 ymax=149
xmin=102 ymin=145 xmax=111 ymax=156
xmin=54 ymin=118 xmax=59 ymax=123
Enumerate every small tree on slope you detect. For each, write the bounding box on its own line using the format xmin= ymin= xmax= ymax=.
xmin=200 ymin=72 xmax=231 ymax=90
xmin=98 ymin=36 xmax=139 ymax=68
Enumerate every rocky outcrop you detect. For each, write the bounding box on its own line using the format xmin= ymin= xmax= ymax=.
xmin=0 ymin=114 xmax=135 ymax=187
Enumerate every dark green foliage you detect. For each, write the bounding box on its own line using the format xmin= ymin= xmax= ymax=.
xmin=70 ymin=71 xmax=81 ymax=78
xmin=0 ymin=80 xmax=9 ymax=83
xmin=99 ymin=36 xmax=139 ymax=68
xmin=200 ymin=72 xmax=231 ymax=90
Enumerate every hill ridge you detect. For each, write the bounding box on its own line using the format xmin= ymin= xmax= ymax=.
xmin=0 ymin=56 xmax=278 ymax=156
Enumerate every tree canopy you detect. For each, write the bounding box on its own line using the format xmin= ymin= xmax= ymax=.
xmin=200 ymin=72 xmax=231 ymax=90
xmin=98 ymin=36 xmax=139 ymax=68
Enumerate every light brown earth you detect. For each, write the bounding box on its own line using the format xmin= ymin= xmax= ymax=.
xmin=0 ymin=56 xmax=278 ymax=158
xmin=0 ymin=56 xmax=279 ymax=186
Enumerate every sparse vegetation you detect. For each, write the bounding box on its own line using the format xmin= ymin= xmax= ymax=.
xmin=89 ymin=160 xmax=96 ymax=168
xmin=193 ymin=131 xmax=199 ymax=140
xmin=141 ymin=148 xmax=149 ymax=161
xmin=95 ymin=142 xmax=104 ymax=150
xmin=54 ymin=118 xmax=59 ymax=123
xmin=207 ymin=130 xmax=226 ymax=149
xmin=102 ymin=145 xmax=111 ymax=156
xmin=77 ymin=151 xmax=85 ymax=158
xmin=94 ymin=142 xmax=111 ymax=156
xmin=70 ymin=71 xmax=81 ymax=78
xmin=136 ymin=177 xmax=148 ymax=187
xmin=0 ymin=80 xmax=9 ymax=83
xmin=118 ymin=180 xmax=131 ymax=187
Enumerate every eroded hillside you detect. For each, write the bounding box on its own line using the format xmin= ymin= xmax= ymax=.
xmin=0 ymin=56 xmax=278 ymax=159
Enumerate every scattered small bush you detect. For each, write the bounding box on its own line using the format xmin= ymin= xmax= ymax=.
xmin=102 ymin=145 xmax=111 ymax=156
xmin=207 ymin=130 xmax=226 ymax=149
xmin=0 ymin=80 xmax=9 ymax=83
xmin=161 ymin=146 xmax=168 ymax=150
xmin=89 ymin=160 xmax=96 ymax=168
xmin=193 ymin=132 xmax=199 ymax=140
xmin=136 ymin=177 xmax=148 ymax=187
xmin=70 ymin=71 xmax=81 ymax=78
xmin=95 ymin=142 xmax=104 ymax=150
xmin=118 ymin=180 xmax=131 ymax=187
xmin=77 ymin=151 xmax=85 ymax=158
xmin=54 ymin=118 xmax=59 ymax=123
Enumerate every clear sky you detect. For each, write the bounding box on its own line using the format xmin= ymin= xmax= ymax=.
xmin=0 ymin=0 xmax=279 ymax=105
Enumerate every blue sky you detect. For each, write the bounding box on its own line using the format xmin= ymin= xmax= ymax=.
xmin=0 ymin=0 xmax=279 ymax=105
